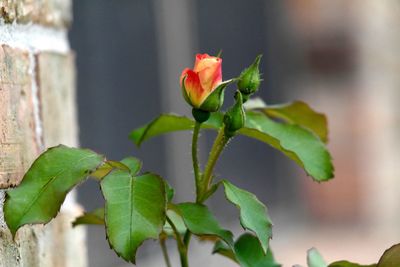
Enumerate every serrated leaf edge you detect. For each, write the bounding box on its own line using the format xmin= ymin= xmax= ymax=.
xmin=4 ymin=145 xmax=105 ymax=238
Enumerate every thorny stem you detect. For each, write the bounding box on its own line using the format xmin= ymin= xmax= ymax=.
xmin=183 ymin=123 xmax=230 ymax=266
xmin=192 ymin=122 xmax=202 ymax=201
xmin=166 ymin=216 xmax=189 ymax=267
xmin=199 ymin=127 xmax=230 ymax=202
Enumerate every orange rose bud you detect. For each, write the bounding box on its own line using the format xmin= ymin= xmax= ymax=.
xmin=180 ymin=54 xmax=229 ymax=113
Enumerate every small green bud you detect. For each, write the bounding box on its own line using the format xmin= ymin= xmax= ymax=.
xmin=223 ymin=91 xmax=246 ymax=137
xmin=192 ymin=108 xmax=211 ymax=123
xmin=237 ymin=55 xmax=262 ymax=96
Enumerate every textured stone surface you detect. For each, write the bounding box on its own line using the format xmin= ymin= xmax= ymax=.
xmin=0 ymin=45 xmax=39 ymax=188
xmin=37 ymin=52 xmax=78 ymax=148
xmin=35 ymin=51 xmax=87 ymax=267
xmin=0 ymin=0 xmax=86 ymax=264
xmin=0 ymin=0 xmax=72 ymax=28
xmin=0 ymin=45 xmax=86 ymax=267
xmin=0 ymin=191 xmax=86 ymax=267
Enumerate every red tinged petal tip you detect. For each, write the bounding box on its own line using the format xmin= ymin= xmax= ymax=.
xmin=196 ymin=53 xmax=211 ymax=61
xmin=183 ymin=69 xmax=206 ymax=107
xmin=194 ymin=54 xmax=222 ymax=73
xmin=180 ymin=68 xmax=191 ymax=86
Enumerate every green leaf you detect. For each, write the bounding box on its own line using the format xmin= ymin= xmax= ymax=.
xmin=129 ymin=114 xmax=222 ymax=146
xmin=90 ymin=162 xmax=115 ymax=180
xmin=329 ymin=261 xmax=376 ymax=267
xmin=130 ymin=111 xmax=333 ymax=181
xmin=222 ymin=180 xmax=272 ymax=254
xmin=101 ymin=171 xmax=166 ymax=263
xmin=308 ymin=248 xmax=328 ymax=267
xmin=201 ymin=180 xmax=220 ymax=201
xmin=4 ymin=145 xmax=104 ymax=237
xmin=174 ymin=203 xmax=234 ymax=247
xmin=129 ymin=115 xmax=197 ymax=146
xmin=91 ymin=157 xmax=142 ymax=180
xmin=377 ymin=243 xmax=400 ymax=267
xmin=234 ymin=233 xmax=281 ymax=267
xmin=163 ymin=209 xmax=186 ymax=237
xmin=245 ymin=99 xmax=328 ymax=143
xmin=241 ymin=112 xmax=333 ymax=181
xmin=91 ymin=161 xmax=128 ymax=180
xmin=105 ymin=160 xmax=130 ymax=171
xmin=212 ymin=240 xmax=238 ymax=263
xmin=265 ymin=102 xmax=328 ymax=143
xmin=72 ymin=208 xmax=105 ymax=227
xmin=120 ymin=157 xmax=142 ymax=174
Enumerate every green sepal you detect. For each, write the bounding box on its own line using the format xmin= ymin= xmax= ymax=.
xmin=199 ymin=79 xmax=233 ymax=112
xmin=237 ymin=54 xmax=262 ymax=95
xmin=224 ymin=91 xmax=246 ymax=137
xmin=192 ymin=108 xmax=211 ymax=123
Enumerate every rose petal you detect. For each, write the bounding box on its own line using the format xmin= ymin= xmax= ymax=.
xmin=180 ymin=68 xmax=191 ymax=86
xmin=194 ymin=56 xmax=221 ymax=73
xmin=198 ymin=64 xmax=222 ymax=93
xmin=183 ymin=69 xmax=206 ymax=107
xmin=194 ymin=53 xmax=211 ymax=70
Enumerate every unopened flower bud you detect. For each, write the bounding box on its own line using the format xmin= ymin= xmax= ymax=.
xmin=224 ymin=91 xmax=246 ymax=137
xmin=181 ymin=53 xmax=232 ymax=113
xmin=237 ymin=55 xmax=262 ymax=98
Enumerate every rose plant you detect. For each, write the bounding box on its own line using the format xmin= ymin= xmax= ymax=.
xmin=4 ymin=53 xmax=398 ymax=266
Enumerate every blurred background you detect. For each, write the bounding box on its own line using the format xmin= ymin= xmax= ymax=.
xmin=69 ymin=1 xmax=400 ymax=266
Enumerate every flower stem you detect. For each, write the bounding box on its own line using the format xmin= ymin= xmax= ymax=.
xmin=166 ymin=216 xmax=189 ymax=267
xmin=199 ymin=127 xmax=230 ymax=202
xmin=183 ymin=231 xmax=192 ymax=247
xmin=192 ymin=122 xmax=201 ymax=200
xmin=160 ymin=237 xmax=172 ymax=267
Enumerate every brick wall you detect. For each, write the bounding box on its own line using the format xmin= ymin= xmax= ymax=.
xmin=0 ymin=1 xmax=86 ymax=266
